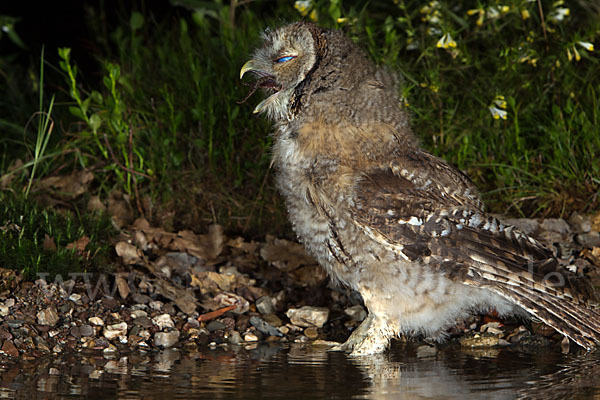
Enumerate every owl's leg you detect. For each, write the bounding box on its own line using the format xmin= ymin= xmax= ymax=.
xmin=330 ymin=314 xmax=392 ymax=356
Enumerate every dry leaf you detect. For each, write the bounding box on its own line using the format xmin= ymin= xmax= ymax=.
xmin=108 ymin=191 xmax=133 ymax=228
xmin=260 ymin=235 xmax=317 ymax=272
xmin=206 ymin=271 xmax=235 ymax=292
xmin=115 ymin=242 xmax=142 ymax=264
xmin=212 ymin=292 xmax=249 ymax=314
xmin=43 ymin=234 xmax=57 ymax=252
xmin=87 ymin=195 xmax=106 ymax=213
xmin=115 ymin=275 xmax=130 ymax=299
xmin=0 ymin=159 xmax=23 ymax=189
xmin=288 ymin=265 xmax=327 ymax=287
xmin=37 ymin=170 xmax=94 ymax=199
xmin=67 ymin=236 xmax=90 ymax=254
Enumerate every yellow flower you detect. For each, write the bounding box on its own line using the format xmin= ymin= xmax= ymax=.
xmin=493 ymin=95 xmax=507 ymax=109
xmin=573 ymin=46 xmax=581 ymax=61
xmin=309 ymin=9 xmax=318 ymax=22
xmin=521 ymin=9 xmax=530 ymax=20
xmin=294 ymin=0 xmax=311 ymax=17
xmin=578 ymin=41 xmax=594 ymax=52
xmin=337 ymin=17 xmax=348 ymax=24
xmin=550 ymin=7 xmax=570 ymax=22
xmin=436 ymin=33 xmax=457 ymax=49
xmin=489 ymin=106 xmax=507 ymax=120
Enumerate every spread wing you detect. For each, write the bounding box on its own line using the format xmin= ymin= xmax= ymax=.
xmin=350 ymin=149 xmax=600 ymax=349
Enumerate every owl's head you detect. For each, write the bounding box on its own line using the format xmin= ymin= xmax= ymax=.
xmin=240 ymin=22 xmax=326 ymax=121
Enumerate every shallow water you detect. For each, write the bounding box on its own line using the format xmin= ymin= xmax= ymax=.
xmin=1 ymin=342 xmax=599 ymax=399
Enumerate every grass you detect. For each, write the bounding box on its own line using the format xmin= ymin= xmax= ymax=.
xmin=0 ymin=0 xmax=599 ymax=277
xmin=0 ymin=191 xmax=114 ymax=280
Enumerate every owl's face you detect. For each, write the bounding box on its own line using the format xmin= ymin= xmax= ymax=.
xmin=240 ymin=22 xmax=320 ymax=120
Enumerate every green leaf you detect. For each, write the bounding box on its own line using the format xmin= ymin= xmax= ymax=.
xmin=68 ymin=106 xmax=85 ymax=120
xmin=130 ymin=12 xmax=144 ymax=31
xmin=89 ymin=113 xmax=102 ymax=133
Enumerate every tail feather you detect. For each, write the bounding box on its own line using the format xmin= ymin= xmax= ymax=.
xmin=490 ymin=281 xmax=600 ymax=350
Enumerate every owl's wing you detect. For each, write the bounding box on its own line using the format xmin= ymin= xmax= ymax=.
xmin=350 ymin=151 xmax=600 ymax=348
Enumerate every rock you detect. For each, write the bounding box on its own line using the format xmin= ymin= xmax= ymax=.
xmin=131 ymin=309 xmax=148 ymax=319
xmin=227 ymin=330 xmax=243 ymax=345
xmin=304 ymin=327 xmax=318 ymax=339
xmin=255 ymin=296 xmax=276 ymax=315
xmin=244 ymin=333 xmax=259 ymax=342
xmin=501 ymin=218 xmax=539 ymax=236
xmin=540 ymin=218 xmax=571 ymax=236
xmin=0 ymin=304 xmax=9 ymax=317
xmin=575 ymin=233 xmax=600 ymax=248
xmin=250 ymin=316 xmax=283 ymax=337
xmin=344 ymin=305 xmax=367 ymax=322
xmin=103 ymin=322 xmax=128 ymax=340
xmin=4 ymin=298 xmax=15 ymax=308
xmin=460 ymin=333 xmax=501 ymax=348
xmin=79 ymin=324 xmax=94 ymax=337
xmin=152 ymin=314 xmax=175 ymax=330
xmin=68 ymin=293 xmax=82 ymax=305
xmin=569 ymin=212 xmax=592 ymax=234
xmin=133 ymin=317 xmax=153 ymax=328
xmin=416 ymin=345 xmax=438 ymax=358
xmin=88 ymin=317 xmax=105 ymax=326
xmin=1 ymin=340 xmax=18 ymax=357
xmin=262 ymin=313 xmax=283 ymax=327
xmin=132 ymin=293 xmax=153 ymax=304
xmin=154 ymin=331 xmax=180 ymax=348
xmin=149 ymin=301 xmax=164 ymax=311
xmin=206 ymin=320 xmax=226 ymax=332
xmin=6 ymin=320 xmax=23 ymax=329
xmin=37 ymin=307 xmax=60 ymax=327
xmin=286 ymin=306 xmax=329 ymax=328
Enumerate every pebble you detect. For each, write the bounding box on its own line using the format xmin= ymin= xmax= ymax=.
xmin=244 ymin=333 xmax=259 ymax=342
xmin=88 ymin=317 xmax=105 ymax=326
xmin=132 ymin=293 xmax=153 ymax=304
xmin=1 ymin=340 xmax=19 ymax=357
xmin=68 ymin=293 xmax=82 ymax=305
xmin=575 ymin=233 xmax=600 ymax=248
xmin=540 ymin=218 xmax=571 ymax=236
xmin=569 ymin=212 xmax=592 ymax=233
xmin=502 ymin=218 xmax=539 ymax=235
xmin=79 ymin=324 xmax=94 ymax=337
xmin=0 ymin=304 xmax=9 ymax=317
xmin=460 ymin=334 xmax=501 ymax=348
xmin=103 ymin=322 xmax=128 ymax=340
xmin=152 ymin=313 xmax=175 ymax=330
xmin=6 ymin=320 xmax=23 ymax=329
xmin=344 ymin=305 xmax=367 ymax=322
xmin=149 ymin=301 xmax=164 ymax=311
xmin=227 ymin=330 xmax=243 ymax=345
xmin=37 ymin=306 xmax=60 ymax=327
xmin=131 ymin=309 xmax=148 ymax=319
xmin=255 ymin=296 xmax=276 ymax=315
xmin=207 ymin=320 xmax=226 ymax=332
xmin=416 ymin=345 xmax=438 ymax=358
xmin=262 ymin=313 xmax=283 ymax=327
xmin=286 ymin=306 xmax=329 ymax=328
xmin=250 ymin=316 xmax=283 ymax=337
xmin=303 ymin=327 xmax=318 ymax=339
xmin=154 ymin=330 xmax=180 ymax=348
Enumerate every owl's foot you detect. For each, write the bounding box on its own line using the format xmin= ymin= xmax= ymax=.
xmin=330 ymin=314 xmax=391 ymax=356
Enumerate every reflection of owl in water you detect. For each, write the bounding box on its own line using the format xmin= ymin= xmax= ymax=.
xmin=240 ymin=22 xmax=600 ymax=355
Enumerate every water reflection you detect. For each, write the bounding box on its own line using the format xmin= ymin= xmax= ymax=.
xmin=0 ymin=342 xmax=598 ymax=399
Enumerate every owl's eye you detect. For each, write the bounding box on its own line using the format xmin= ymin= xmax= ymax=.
xmin=275 ymin=55 xmax=296 ymax=63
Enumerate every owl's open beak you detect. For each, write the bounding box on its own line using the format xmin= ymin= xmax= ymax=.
xmin=239 ymin=60 xmax=257 ymax=80
xmin=240 ymin=60 xmax=283 ymax=114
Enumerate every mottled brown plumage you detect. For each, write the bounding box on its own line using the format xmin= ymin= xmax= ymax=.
xmin=240 ymin=21 xmax=600 ymax=355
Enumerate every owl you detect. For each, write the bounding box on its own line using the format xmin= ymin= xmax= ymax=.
xmin=240 ymin=21 xmax=600 ymax=355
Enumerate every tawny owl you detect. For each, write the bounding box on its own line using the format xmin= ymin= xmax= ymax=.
xmin=240 ymin=21 xmax=600 ymax=355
